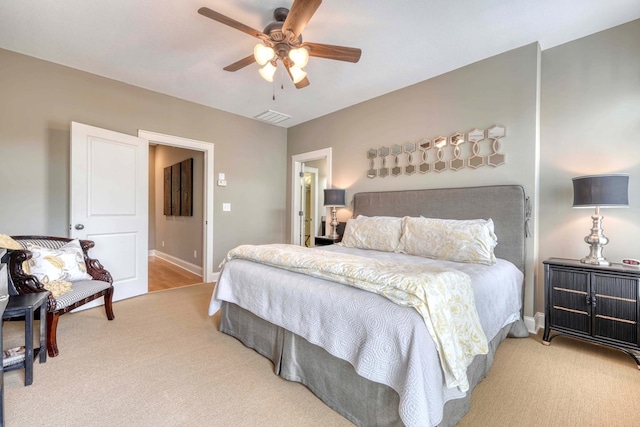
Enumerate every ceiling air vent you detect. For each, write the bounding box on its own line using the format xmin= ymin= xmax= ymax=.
xmin=254 ymin=110 xmax=291 ymax=124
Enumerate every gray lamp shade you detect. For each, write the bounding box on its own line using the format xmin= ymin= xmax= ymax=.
xmin=324 ymin=188 xmax=346 ymax=207
xmin=572 ymin=174 xmax=629 ymax=207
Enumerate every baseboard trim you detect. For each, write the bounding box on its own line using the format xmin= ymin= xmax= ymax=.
xmin=524 ymin=313 xmax=545 ymax=334
xmin=152 ymin=250 xmax=203 ymax=276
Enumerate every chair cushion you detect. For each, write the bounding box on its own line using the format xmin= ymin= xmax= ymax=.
xmin=53 ymin=280 xmax=112 ymax=311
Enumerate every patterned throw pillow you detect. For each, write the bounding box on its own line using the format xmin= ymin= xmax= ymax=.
xmin=399 ymin=217 xmax=497 ymax=265
xmin=340 ymin=215 xmax=403 ymax=252
xmin=25 ymin=239 xmax=92 ymax=283
xmin=0 ymin=234 xmax=32 ymax=275
xmin=0 ymin=234 xmax=22 ymax=250
xmin=44 ymin=280 xmax=73 ymax=298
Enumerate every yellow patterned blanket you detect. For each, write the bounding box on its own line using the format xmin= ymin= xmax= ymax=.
xmin=224 ymin=244 xmax=488 ymax=391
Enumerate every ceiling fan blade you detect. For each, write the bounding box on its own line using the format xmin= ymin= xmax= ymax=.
xmin=284 ymin=61 xmax=311 ymax=89
xmin=223 ymin=55 xmax=256 ymax=72
xmin=304 ymin=42 xmax=362 ymax=63
xmin=282 ymin=0 xmax=322 ymax=39
xmin=198 ymin=7 xmax=266 ymax=39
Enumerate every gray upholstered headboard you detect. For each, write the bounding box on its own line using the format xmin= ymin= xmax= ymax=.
xmin=352 ymin=185 xmax=528 ymax=273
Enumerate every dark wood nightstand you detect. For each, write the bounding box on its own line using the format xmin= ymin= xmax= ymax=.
xmin=542 ymin=258 xmax=640 ymax=368
xmin=315 ymin=236 xmax=342 ymax=246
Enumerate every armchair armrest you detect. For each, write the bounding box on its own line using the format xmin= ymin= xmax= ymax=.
xmin=6 ymin=249 xmax=44 ymax=294
xmin=79 ymin=239 xmax=113 ymax=284
xmin=6 ymin=249 xmax=57 ymax=311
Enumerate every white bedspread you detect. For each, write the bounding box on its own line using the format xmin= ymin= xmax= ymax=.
xmin=209 ymin=245 xmax=523 ymax=427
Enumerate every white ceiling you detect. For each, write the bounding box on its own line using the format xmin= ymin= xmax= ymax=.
xmin=1 ymin=0 xmax=639 ymax=128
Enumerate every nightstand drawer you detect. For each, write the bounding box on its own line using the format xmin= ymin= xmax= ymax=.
xmin=594 ymin=315 xmax=637 ymax=344
xmin=594 ymin=294 xmax=637 ymax=321
xmin=550 ymin=306 xmax=590 ymax=334
xmin=592 ymin=273 xmax=638 ymax=302
xmin=549 ymin=268 xmax=588 ymax=293
xmin=551 ymin=286 xmax=589 ymax=312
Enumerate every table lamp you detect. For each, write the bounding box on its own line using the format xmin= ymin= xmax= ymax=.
xmin=572 ymin=174 xmax=629 ymax=265
xmin=324 ymin=189 xmax=346 ymax=239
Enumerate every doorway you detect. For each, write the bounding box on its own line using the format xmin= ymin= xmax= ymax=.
xmin=138 ymin=130 xmax=215 ymax=290
xmin=291 ymin=148 xmax=332 ymax=246
xmin=303 ymin=165 xmax=318 ymax=247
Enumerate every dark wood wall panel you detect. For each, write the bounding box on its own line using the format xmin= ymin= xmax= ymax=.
xmin=181 ymin=158 xmax=193 ymax=216
xmin=163 ymin=166 xmax=172 ymax=215
xmin=171 ymin=163 xmax=181 ymax=215
xmin=163 ymin=158 xmax=193 ymax=216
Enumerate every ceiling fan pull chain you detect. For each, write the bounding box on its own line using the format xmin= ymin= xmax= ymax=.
xmin=281 ymin=66 xmax=285 ymax=91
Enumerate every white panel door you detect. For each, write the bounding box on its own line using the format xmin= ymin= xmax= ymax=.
xmin=70 ymin=122 xmax=148 ymax=303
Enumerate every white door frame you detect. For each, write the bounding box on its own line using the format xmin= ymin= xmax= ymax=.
xmin=303 ymin=165 xmax=319 ymax=246
xmin=291 ymin=148 xmax=332 ymax=245
xmin=138 ymin=130 xmax=215 ymax=283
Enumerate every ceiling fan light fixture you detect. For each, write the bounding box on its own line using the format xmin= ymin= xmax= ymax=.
xmin=289 ymin=65 xmax=307 ymax=84
xmin=259 ymin=61 xmax=277 ymax=82
xmin=254 ymin=43 xmax=275 ymax=65
xmin=289 ymin=47 xmax=309 ymax=68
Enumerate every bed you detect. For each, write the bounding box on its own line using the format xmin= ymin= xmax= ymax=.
xmin=208 ymin=185 xmax=529 ymax=426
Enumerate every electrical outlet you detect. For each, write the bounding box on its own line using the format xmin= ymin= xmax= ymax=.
xmin=194 ymin=250 xmax=197 ymax=259
xmin=222 ymin=203 xmax=231 ymax=212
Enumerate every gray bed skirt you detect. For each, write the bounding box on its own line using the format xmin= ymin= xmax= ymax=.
xmin=220 ymin=301 xmax=526 ymax=426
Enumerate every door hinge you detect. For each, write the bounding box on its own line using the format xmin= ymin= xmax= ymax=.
xmin=299 ymin=211 xmax=304 ymax=216
xmin=299 ymin=171 xmax=304 ymax=177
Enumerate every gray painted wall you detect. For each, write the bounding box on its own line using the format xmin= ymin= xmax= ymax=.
xmin=287 ymin=43 xmax=541 ymax=318
xmin=539 ymin=20 xmax=640 ymax=312
xmin=0 ymin=48 xmax=287 ymax=269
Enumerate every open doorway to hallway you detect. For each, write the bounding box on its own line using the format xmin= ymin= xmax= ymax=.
xmin=142 ymin=127 xmax=217 ymax=292
xmin=148 ymin=144 xmax=204 ymax=292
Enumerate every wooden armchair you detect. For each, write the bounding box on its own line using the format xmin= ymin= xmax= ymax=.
xmin=4 ymin=236 xmax=115 ymax=357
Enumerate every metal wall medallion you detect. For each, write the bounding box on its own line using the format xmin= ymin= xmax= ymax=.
xmin=366 ymin=125 xmax=507 ymax=178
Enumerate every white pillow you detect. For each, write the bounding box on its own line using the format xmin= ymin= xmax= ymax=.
xmin=399 ymin=217 xmax=497 ymax=265
xmin=25 ymin=239 xmax=92 ymax=283
xmin=340 ymin=215 xmax=403 ymax=252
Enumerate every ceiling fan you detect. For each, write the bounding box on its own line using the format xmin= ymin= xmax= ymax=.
xmin=198 ymin=0 xmax=362 ymax=89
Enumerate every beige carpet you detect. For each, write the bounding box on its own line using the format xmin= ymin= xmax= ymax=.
xmin=3 ymin=283 xmax=639 ymax=426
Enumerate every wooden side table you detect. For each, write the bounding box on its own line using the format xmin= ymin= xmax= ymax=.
xmin=2 ymin=292 xmax=49 ymax=385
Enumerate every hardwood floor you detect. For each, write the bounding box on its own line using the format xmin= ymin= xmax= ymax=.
xmin=148 ymin=256 xmax=202 ymax=292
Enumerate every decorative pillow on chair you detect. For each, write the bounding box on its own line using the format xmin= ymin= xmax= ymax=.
xmin=399 ymin=217 xmax=497 ymax=265
xmin=44 ymin=280 xmax=73 ymax=298
xmin=25 ymin=239 xmax=92 ymax=284
xmin=340 ymin=215 xmax=403 ymax=252
xmin=0 ymin=234 xmax=22 ymax=250
xmin=0 ymin=234 xmax=32 ymax=275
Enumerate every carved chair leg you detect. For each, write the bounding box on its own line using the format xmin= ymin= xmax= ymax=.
xmin=104 ymin=287 xmax=115 ymax=320
xmin=47 ymin=311 xmax=61 ymax=357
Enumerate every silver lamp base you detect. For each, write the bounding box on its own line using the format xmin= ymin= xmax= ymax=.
xmin=327 ymin=207 xmax=339 ymax=239
xmin=581 ymin=211 xmax=610 ymax=266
